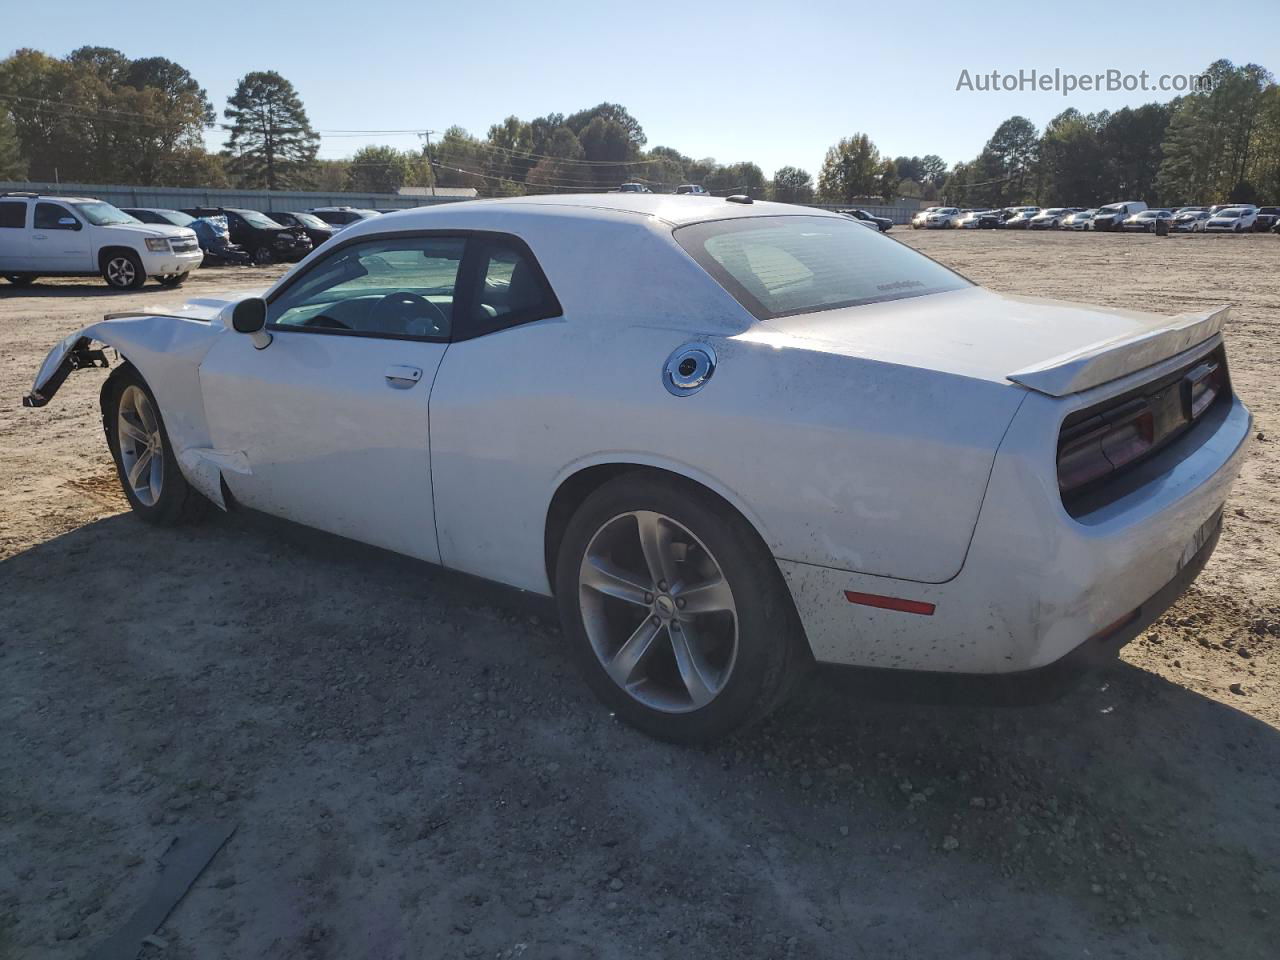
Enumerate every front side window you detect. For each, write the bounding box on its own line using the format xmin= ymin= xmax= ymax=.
xmin=267 ymin=235 xmax=466 ymax=339
xmin=34 ymin=202 xmax=79 ymax=230
xmin=675 ymin=215 xmax=971 ymax=321
xmin=0 ymin=201 xmax=25 ymax=228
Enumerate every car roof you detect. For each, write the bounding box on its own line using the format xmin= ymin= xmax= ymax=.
xmin=342 ymin=193 xmax=845 ymax=230
xmin=0 ymin=195 xmax=101 ymax=203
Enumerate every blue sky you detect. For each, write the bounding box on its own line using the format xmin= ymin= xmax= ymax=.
xmin=9 ymin=0 xmax=1280 ymax=177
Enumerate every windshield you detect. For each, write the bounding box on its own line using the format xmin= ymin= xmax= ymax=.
xmin=1219 ymin=208 xmax=1247 ymax=217
xmin=239 ymin=210 xmax=284 ymax=229
xmin=73 ymin=201 xmax=139 ymax=226
xmin=158 ymin=210 xmax=195 ymax=227
xmin=674 ymin=215 xmax=971 ymax=321
xmin=289 ymin=212 xmax=329 ymax=229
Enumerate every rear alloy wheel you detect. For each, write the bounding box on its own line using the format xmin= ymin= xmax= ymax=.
xmin=102 ymin=252 xmax=146 ymax=290
xmin=253 ymin=246 xmax=275 ymax=265
xmin=104 ymin=369 xmax=209 ymax=524
xmin=556 ymin=473 xmax=804 ymax=743
xmin=5 ymin=274 xmax=37 ymax=287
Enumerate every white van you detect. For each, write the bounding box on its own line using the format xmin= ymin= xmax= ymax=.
xmin=1092 ymin=201 xmax=1148 ymax=232
xmin=0 ymin=193 xmax=202 ymax=290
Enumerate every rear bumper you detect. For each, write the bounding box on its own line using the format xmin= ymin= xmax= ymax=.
xmin=781 ymin=387 xmax=1251 ymax=675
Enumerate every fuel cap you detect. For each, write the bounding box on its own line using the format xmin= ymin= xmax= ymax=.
xmin=663 ymin=343 xmax=717 ymax=396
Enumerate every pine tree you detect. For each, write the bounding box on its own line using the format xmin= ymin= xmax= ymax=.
xmin=223 ymin=71 xmax=318 ymax=190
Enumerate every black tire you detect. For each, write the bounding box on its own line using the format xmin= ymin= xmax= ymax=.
xmin=157 ymin=273 xmax=188 ymax=287
xmin=5 ymin=274 xmax=37 ymax=287
xmin=555 ymin=471 xmax=807 ymax=743
xmin=103 ymin=367 xmax=210 ymax=525
xmin=102 ymin=251 xmax=146 ymax=290
xmin=253 ymin=246 xmax=274 ymax=265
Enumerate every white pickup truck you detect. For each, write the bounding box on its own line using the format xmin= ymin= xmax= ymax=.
xmin=0 ymin=193 xmax=203 ymax=290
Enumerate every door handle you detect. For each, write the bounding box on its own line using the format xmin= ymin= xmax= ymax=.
xmin=32 ymin=234 xmax=48 ymax=240
xmin=384 ymin=365 xmax=423 ymax=388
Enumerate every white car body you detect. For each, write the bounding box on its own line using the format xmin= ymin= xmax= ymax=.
xmin=1204 ymin=206 xmax=1259 ymax=232
xmin=1028 ymin=208 xmax=1073 ymax=229
xmin=1121 ymin=210 xmax=1173 ymax=232
xmin=1171 ymin=210 xmax=1210 ymax=233
xmin=0 ymin=194 xmax=202 ymax=287
xmin=1062 ymin=209 xmax=1096 ymax=230
xmin=955 ymin=210 xmax=987 ymax=229
xmin=26 ymin=195 xmax=1252 ymax=724
xmin=923 ymin=207 xmax=962 ymax=228
xmin=911 ymin=206 xmax=940 ymax=229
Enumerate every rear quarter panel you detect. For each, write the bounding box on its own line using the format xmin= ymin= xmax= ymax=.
xmin=430 ymin=306 xmax=1024 ymax=593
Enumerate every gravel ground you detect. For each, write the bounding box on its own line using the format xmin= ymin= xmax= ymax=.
xmin=1 ymin=230 xmax=1278 ymax=960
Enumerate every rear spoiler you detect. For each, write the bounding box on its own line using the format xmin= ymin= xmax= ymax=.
xmin=1007 ymin=305 xmax=1229 ymax=397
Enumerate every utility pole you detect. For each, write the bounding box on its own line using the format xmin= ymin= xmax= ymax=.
xmin=420 ymin=130 xmax=436 ymax=199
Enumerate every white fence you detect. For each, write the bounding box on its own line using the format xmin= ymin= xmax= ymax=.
xmin=0 ymin=181 xmax=466 ymax=213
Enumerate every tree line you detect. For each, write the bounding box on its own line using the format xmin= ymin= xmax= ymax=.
xmin=0 ymin=48 xmax=1274 ymax=208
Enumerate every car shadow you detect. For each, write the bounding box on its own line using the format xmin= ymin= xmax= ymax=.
xmin=2 ymin=507 xmax=1277 ymax=958
xmin=0 ymin=269 xmax=260 ymax=298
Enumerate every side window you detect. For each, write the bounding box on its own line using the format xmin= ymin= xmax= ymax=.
xmin=267 ymin=235 xmax=465 ymax=340
xmin=34 ymin=202 xmax=78 ymax=230
xmin=469 ymin=240 xmax=561 ymax=336
xmin=0 ymin=201 xmax=25 ymax=228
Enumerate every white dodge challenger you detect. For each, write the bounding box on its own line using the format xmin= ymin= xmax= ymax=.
xmin=25 ymin=194 xmax=1253 ymax=742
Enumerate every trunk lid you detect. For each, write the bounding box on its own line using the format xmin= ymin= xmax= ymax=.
xmin=762 ymin=287 xmax=1228 ymax=396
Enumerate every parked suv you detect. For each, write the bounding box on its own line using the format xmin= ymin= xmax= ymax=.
xmin=0 ymin=193 xmax=201 ymax=289
xmin=1251 ymin=206 xmax=1279 ymax=232
xmin=182 ymin=207 xmax=312 ymax=263
xmin=675 ymin=184 xmax=709 ymax=195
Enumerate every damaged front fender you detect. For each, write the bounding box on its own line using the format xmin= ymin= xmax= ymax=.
xmin=24 ymin=313 xmax=238 ymax=507
xmin=23 ymin=332 xmax=111 ymax=407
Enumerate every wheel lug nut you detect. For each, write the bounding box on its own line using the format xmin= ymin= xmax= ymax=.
xmin=675 ymin=598 xmax=686 ymax=609
xmin=658 ymin=580 xmax=668 ymax=592
xmin=651 ymin=615 xmax=660 ymax=625
xmin=644 ymin=593 xmax=654 ymax=604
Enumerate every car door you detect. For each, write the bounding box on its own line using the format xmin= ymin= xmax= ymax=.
xmin=0 ymin=199 xmax=29 ymax=270
xmin=31 ymin=201 xmax=92 ymax=271
xmin=426 ymin=235 xmax=566 ymax=591
xmin=198 ymin=232 xmax=468 ymax=563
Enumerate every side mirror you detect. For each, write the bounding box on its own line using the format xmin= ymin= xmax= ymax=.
xmin=231 ymin=297 xmax=272 ymax=350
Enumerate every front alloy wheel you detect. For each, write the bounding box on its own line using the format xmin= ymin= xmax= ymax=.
xmin=116 ymin=384 xmax=165 ymax=506
xmin=103 ymin=253 xmax=144 ymax=290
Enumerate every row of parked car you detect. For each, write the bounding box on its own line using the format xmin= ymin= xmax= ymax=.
xmin=911 ymin=202 xmax=1280 ymax=234
xmin=0 ymin=192 xmax=391 ymax=290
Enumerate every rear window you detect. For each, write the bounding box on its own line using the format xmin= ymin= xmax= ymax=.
xmin=674 ymin=215 xmax=971 ymax=321
xmin=0 ymin=201 xmax=25 ymax=228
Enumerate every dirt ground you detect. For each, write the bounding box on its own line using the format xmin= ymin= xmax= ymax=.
xmin=1 ymin=230 xmax=1278 ymax=960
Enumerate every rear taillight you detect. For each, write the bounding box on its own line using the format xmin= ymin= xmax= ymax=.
xmin=1183 ymin=360 xmax=1223 ymax=419
xmin=1057 ymin=398 xmax=1155 ymax=494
